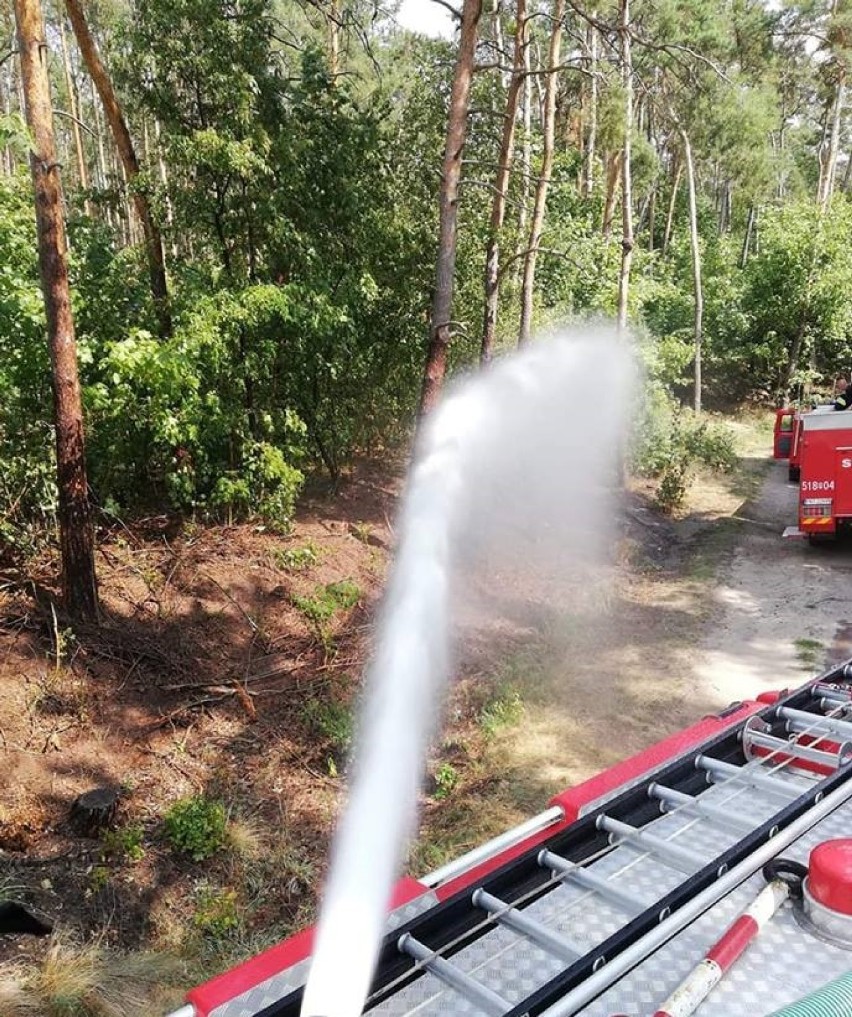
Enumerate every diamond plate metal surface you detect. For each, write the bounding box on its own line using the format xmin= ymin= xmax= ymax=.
xmin=208 ymin=890 xmax=440 ymax=1017
xmin=581 ymin=800 xmax=852 ymax=1017
xmin=368 ymin=777 xmax=815 ymax=1017
xmin=212 ymin=760 xmax=842 ymax=1017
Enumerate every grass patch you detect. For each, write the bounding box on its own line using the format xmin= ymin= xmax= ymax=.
xmin=193 ymin=883 xmax=242 ymax=939
xmin=293 ymin=580 xmax=361 ymax=649
xmin=479 ymin=683 xmax=524 ymax=737
xmin=794 ymin=637 xmax=824 ymax=670
xmin=274 ymin=541 xmax=321 ymax=571
xmin=0 ymin=936 xmax=183 ymax=1017
xmin=101 ymin=824 xmax=145 ymax=864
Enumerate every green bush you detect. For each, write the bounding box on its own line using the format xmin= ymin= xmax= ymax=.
xmin=164 ymin=797 xmax=227 ymax=862
xmin=632 ymin=384 xmax=737 ymax=512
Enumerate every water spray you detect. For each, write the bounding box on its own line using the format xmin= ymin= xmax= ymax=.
xmin=300 ymin=332 xmax=633 ymax=1017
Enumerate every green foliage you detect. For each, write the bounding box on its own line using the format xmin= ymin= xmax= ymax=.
xmin=632 ymin=386 xmax=737 ymax=512
xmin=193 ymin=883 xmax=241 ymax=938
xmin=101 ymin=824 xmax=145 ymax=864
xmin=293 ymin=580 xmax=361 ymax=644
xmin=302 ymin=697 xmax=353 ymax=755
xmin=274 ymin=541 xmax=321 ymax=571
xmin=479 ymin=685 xmax=524 ymax=738
xmin=164 ymin=797 xmax=227 ymax=862
xmin=794 ymin=637 xmax=824 ymax=670
xmin=432 ymin=762 xmax=459 ymax=800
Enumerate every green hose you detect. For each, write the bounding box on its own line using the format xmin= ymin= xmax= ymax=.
xmin=767 ymin=971 xmax=852 ymax=1015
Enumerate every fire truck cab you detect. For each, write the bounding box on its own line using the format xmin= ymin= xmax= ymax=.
xmin=784 ymin=406 xmax=852 ymax=540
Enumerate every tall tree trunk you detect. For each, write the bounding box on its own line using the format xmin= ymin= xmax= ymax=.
xmin=14 ymin=0 xmax=98 ymax=622
xmin=492 ymin=0 xmax=511 ymax=90
xmin=327 ymin=0 xmax=341 ymax=79
xmin=842 ymin=149 xmax=852 ymax=191
xmin=418 ymin=0 xmax=483 ymax=418
xmin=90 ymin=80 xmax=114 ymax=229
xmin=58 ymin=12 xmax=89 ymax=209
xmin=583 ymin=16 xmax=598 ymax=197
xmin=819 ymin=73 xmax=845 ymax=209
xmin=512 ymin=27 xmax=533 ymax=289
xmin=601 ymin=151 xmax=622 ymax=237
xmin=518 ymin=0 xmax=564 ymax=346
xmin=662 ymin=157 xmax=681 ymax=256
xmin=615 ymin=0 xmax=633 ymax=332
xmin=2 ymin=64 xmax=14 ymax=174
xmin=65 ymin=0 xmax=172 ymax=338
xmin=741 ymin=202 xmax=756 ymax=268
xmin=648 ymin=185 xmax=656 ymax=251
xmin=681 ymin=131 xmax=703 ymax=412
xmin=481 ymin=0 xmax=526 ymax=364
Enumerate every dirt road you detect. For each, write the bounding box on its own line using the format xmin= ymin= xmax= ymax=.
xmin=695 ymin=455 xmax=852 ymax=704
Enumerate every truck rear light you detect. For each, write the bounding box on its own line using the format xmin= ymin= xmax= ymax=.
xmin=803 ymin=498 xmax=832 ymax=517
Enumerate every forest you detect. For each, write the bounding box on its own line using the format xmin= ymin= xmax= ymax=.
xmin=2 ymin=0 xmax=852 ymax=615
xmin=2 ymin=1 xmax=852 ymax=1011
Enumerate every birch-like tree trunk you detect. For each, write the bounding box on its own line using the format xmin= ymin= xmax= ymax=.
xmin=741 ymin=203 xmax=756 ymax=268
xmin=13 ymin=0 xmax=99 ymax=621
xmin=418 ymin=0 xmax=483 ymax=417
xmin=615 ymin=0 xmax=634 ymax=332
xmin=818 ymin=74 xmax=845 ymax=209
xmin=65 ymin=0 xmax=172 ymax=337
xmin=513 ymin=25 xmax=533 ymax=288
xmin=662 ymin=157 xmax=681 ymax=255
xmin=681 ymin=131 xmax=703 ymax=412
xmin=481 ymin=0 xmax=526 ymax=363
xmin=518 ymin=0 xmax=564 ymax=346
xmin=583 ymin=16 xmax=598 ymax=197
xmin=58 ymin=13 xmax=89 ymax=204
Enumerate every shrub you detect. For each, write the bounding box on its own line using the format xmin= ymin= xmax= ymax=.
xmin=432 ymin=762 xmax=458 ymax=800
xmin=274 ymin=541 xmax=320 ymax=571
xmin=164 ymin=797 xmax=227 ymax=862
xmin=632 ymin=384 xmax=737 ymax=512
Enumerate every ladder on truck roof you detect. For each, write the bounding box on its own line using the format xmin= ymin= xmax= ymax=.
xmin=176 ymin=670 xmax=852 ymax=1017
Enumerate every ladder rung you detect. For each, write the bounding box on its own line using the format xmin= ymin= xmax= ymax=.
xmin=779 ymin=706 xmax=852 ymax=741
xmin=648 ymin=783 xmax=755 ymax=834
xmin=538 ymin=849 xmax=647 ymax=914
xmin=596 ymin=815 xmax=706 ymax=874
xmin=813 ymin=683 xmax=852 ymax=703
xmin=398 ymin=933 xmax=511 ymax=1016
xmin=696 ymin=755 xmax=804 ymax=797
xmin=472 ymin=889 xmax=581 ymax=962
xmin=744 ymin=728 xmax=851 ymax=769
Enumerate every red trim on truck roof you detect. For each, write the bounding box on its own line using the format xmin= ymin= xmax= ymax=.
xmin=433 ymin=701 xmax=762 ymax=902
xmin=184 ymin=701 xmax=764 ymax=1011
xmin=186 ymin=876 xmax=428 ymax=1017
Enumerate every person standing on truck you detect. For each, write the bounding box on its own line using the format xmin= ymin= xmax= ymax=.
xmin=834 ymin=374 xmax=852 ymax=410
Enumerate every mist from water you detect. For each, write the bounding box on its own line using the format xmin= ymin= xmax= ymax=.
xmin=300 ymin=331 xmax=633 ymax=1017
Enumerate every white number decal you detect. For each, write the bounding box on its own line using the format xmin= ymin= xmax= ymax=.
xmin=802 ymin=480 xmax=835 ymax=492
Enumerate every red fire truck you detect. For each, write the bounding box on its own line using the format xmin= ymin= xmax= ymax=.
xmin=784 ymin=406 xmax=852 ymax=541
xmin=772 ymin=407 xmax=796 ymax=461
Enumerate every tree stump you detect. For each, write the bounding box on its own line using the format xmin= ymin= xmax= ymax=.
xmin=69 ymin=787 xmax=120 ymax=837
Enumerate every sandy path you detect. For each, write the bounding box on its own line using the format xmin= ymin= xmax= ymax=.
xmin=695 ymin=456 xmax=852 ymax=704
